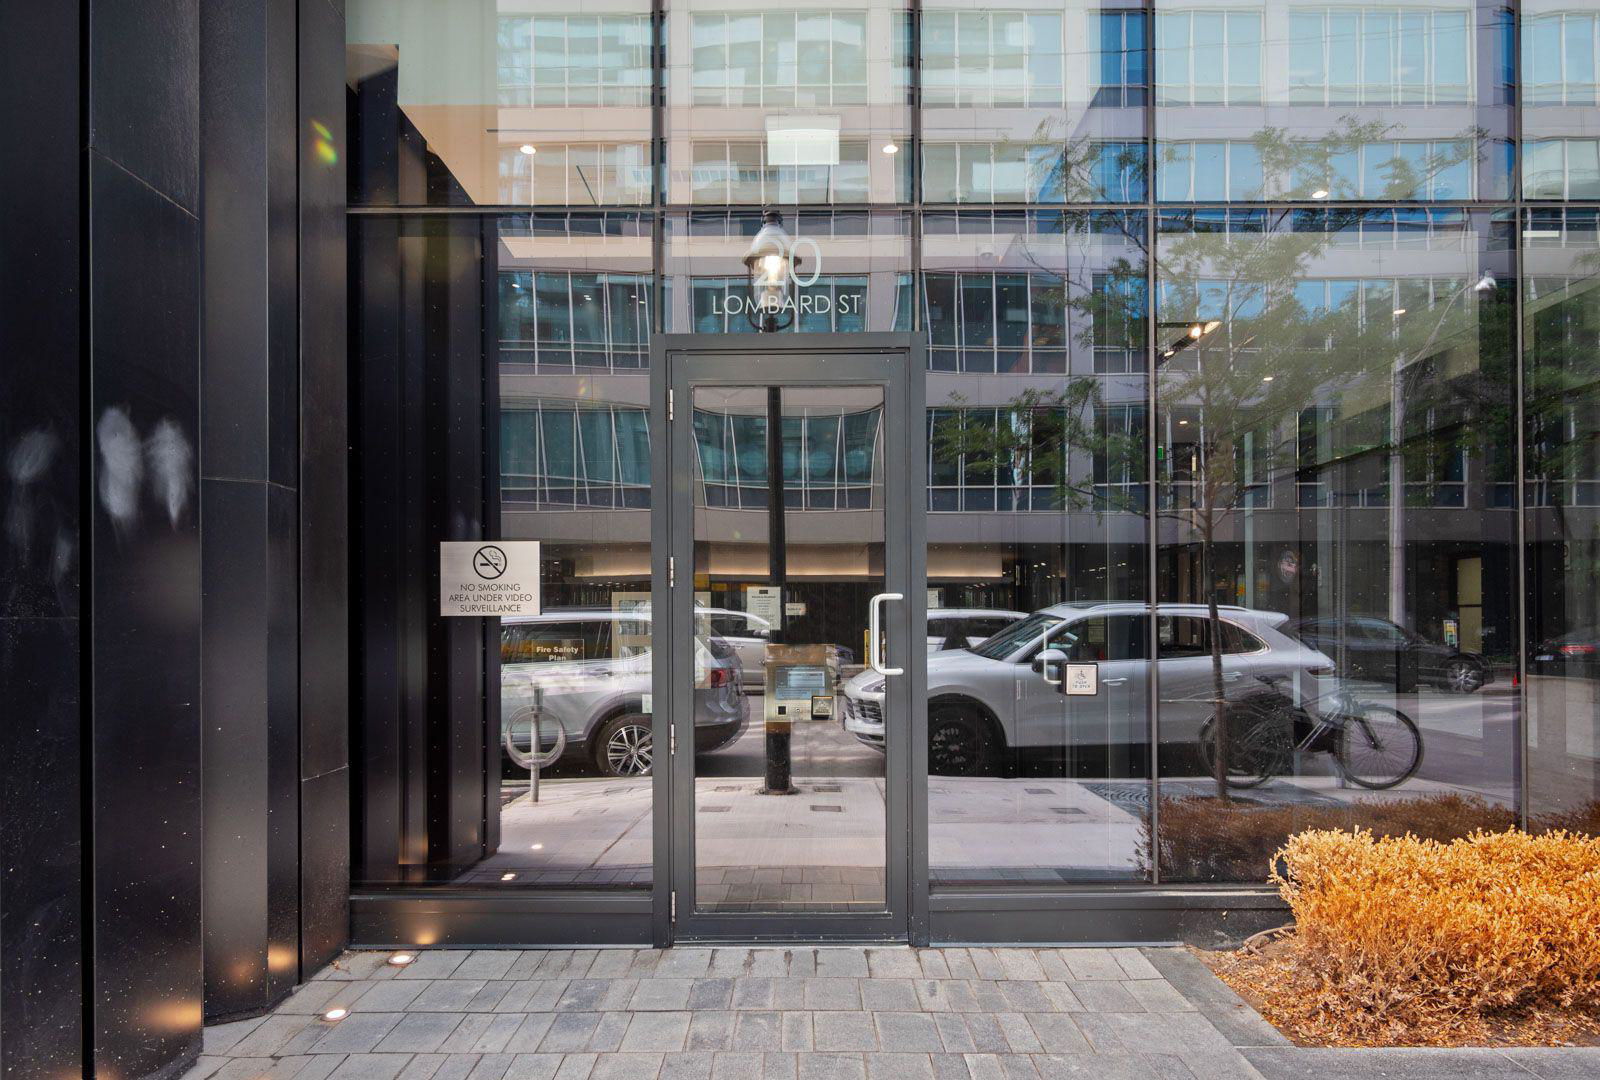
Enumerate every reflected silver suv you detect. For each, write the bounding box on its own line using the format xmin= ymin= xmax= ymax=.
xmin=501 ymin=610 xmax=748 ymax=776
xmin=841 ymin=602 xmax=1334 ymax=775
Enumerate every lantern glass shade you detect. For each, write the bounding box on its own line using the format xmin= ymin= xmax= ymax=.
xmin=743 ymin=210 xmax=798 ymax=321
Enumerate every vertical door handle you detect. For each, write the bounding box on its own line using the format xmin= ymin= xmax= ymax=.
xmin=869 ymin=592 xmax=904 ymax=676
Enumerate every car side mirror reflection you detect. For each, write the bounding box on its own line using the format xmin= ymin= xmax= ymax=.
xmin=1031 ymin=647 xmax=1067 ymax=685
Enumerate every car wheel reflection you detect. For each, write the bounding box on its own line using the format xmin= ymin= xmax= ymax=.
xmin=1445 ymin=658 xmax=1484 ymax=694
xmin=596 ymin=714 xmax=653 ymax=777
xmin=929 ymin=702 xmax=998 ymax=777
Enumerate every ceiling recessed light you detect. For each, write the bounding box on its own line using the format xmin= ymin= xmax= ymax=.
xmin=530 ymin=843 xmax=544 ymax=851
xmin=323 ymin=1008 xmax=349 ymax=1022
xmin=501 ymin=872 xmax=517 ymax=882
xmin=519 ymin=144 xmax=536 ymax=155
xmin=1178 ymin=419 xmax=1190 ymax=426
xmin=881 ymin=142 xmax=899 ymax=155
xmin=387 ymin=953 xmax=416 ymax=967
xmin=1311 ymin=189 xmax=1329 ymax=200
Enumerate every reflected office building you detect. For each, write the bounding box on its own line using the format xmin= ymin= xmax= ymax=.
xmin=338 ymin=0 xmax=1600 ymax=939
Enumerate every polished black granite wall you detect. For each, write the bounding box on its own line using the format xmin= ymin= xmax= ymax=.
xmin=0 ymin=5 xmax=85 ymax=1077
xmin=0 ymin=0 xmax=350 ymax=1075
xmin=199 ymin=0 xmax=306 ymax=1023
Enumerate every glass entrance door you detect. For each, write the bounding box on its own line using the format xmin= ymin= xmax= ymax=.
xmin=666 ymin=349 xmax=917 ymax=940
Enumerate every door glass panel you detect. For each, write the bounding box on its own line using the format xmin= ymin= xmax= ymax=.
xmin=921 ymin=209 xmax=1152 ymax=886
xmin=691 ymin=385 xmax=888 ymax=911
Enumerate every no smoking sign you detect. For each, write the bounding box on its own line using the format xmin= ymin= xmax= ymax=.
xmin=440 ymin=541 xmax=541 ymax=616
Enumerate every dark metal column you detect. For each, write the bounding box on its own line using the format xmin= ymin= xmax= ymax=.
xmin=763 ymin=385 xmax=795 ymax=794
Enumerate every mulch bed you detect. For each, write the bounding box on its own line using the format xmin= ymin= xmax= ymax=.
xmin=1195 ymin=939 xmax=1600 ymax=1048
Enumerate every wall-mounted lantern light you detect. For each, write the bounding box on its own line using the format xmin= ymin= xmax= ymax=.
xmin=743 ymin=208 xmax=799 ymax=333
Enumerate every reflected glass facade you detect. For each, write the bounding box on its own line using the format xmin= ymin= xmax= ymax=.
xmin=346 ymin=1 xmax=1600 ymax=922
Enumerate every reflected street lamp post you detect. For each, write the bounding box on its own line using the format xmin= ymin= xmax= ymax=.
xmin=748 ymin=209 xmax=797 ymax=795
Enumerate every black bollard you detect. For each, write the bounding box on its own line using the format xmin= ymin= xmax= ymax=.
xmin=764 ymin=720 xmax=794 ymax=795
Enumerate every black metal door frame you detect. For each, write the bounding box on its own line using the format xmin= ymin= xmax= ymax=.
xmin=649 ymin=333 xmax=928 ymax=944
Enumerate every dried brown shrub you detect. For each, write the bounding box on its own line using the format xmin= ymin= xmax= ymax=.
xmin=1148 ymin=792 xmax=1520 ymax=882
xmin=1254 ymin=828 xmax=1600 ymax=1043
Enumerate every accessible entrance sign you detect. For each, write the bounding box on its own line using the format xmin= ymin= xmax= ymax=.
xmin=440 ymin=541 xmax=541 ymax=616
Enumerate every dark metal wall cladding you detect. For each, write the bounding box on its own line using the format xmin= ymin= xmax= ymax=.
xmin=299 ymin=0 xmax=352 ymax=975
xmin=0 ymin=0 xmax=350 ymax=1074
xmin=85 ymin=2 xmax=205 ymax=1075
xmin=349 ymin=214 xmax=497 ymax=887
xmin=0 ymin=2 xmax=84 ymax=1076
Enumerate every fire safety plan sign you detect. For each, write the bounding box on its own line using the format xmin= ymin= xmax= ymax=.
xmin=439 ymin=541 xmax=541 ymax=616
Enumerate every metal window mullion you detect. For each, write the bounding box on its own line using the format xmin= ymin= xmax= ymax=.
xmin=1143 ymin=0 xmax=1161 ymax=887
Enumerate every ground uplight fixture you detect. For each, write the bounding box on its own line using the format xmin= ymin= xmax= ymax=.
xmin=501 ymin=872 xmax=517 ymax=881
xmin=1392 ymin=307 xmax=1406 ymax=316
xmin=323 ymin=1008 xmax=349 ymax=1022
xmin=387 ymin=952 xmax=416 ymax=967
xmin=744 ymin=208 xmax=799 ymax=332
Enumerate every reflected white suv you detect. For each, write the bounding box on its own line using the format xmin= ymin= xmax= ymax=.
xmin=840 ymin=602 xmax=1334 ymax=775
xmin=501 ymin=610 xmax=747 ymax=776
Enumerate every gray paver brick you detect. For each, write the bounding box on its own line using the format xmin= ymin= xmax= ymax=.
xmin=1021 ymin=1015 xmax=1088 ymax=1055
xmin=504 ymin=1055 xmax=563 ymax=1080
xmin=875 ymin=1012 xmax=943 ymax=1052
xmin=691 ymin=979 xmax=736 ymax=1010
xmin=398 ymin=953 xmax=471 ymax=981
xmin=373 ymin=1013 xmax=466 ymax=1054
xmin=780 ymin=1014 xmax=813 ymax=1052
xmin=811 ymin=1013 xmax=877 ymax=1052
xmin=633 ymin=980 xmax=695 ymax=1011
xmin=456 ymin=952 xmax=521 ymax=982
xmin=733 ymin=1012 xmax=783 ymax=1051
xmin=466 ymin=1053 xmax=516 ymax=1080
xmin=932 ymin=1014 xmax=975 ymax=1054
xmin=761 ymin=1052 xmax=798 ymax=1080
xmin=314 ymin=1014 xmax=407 ymax=1055
xmin=1064 ymin=981 xmax=1140 ymax=1013
xmin=621 ymin=1012 xmax=692 ymax=1052
xmin=660 ymin=1052 xmax=715 ymax=1080
xmin=860 ymin=980 xmax=918 ymax=1012
xmin=585 ymin=1011 xmax=632 ymax=1052
xmin=552 ymin=1053 xmax=595 ymax=1079
xmin=539 ymin=1013 xmax=602 ymax=1053
xmin=1109 ymin=949 xmax=1162 ymax=981
xmin=1058 ymin=951 xmax=1123 ymax=982
xmin=796 ymin=1053 xmax=864 ymax=1080
xmin=439 ymin=1014 xmax=529 ymax=1054
xmin=866 ymin=1054 xmax=933 ymax=1080
xmin=865 ymin=951 xmax=921 ymax=979
xmin=688 ymin=1011 xmax=736 ymax=1051
xmin=815 ymin=952 xmax=869 ymax=979
xmin=327 ymin=1054 xmax=414 ymax=1080
xmin=803 ymin=980 xmax=861 ymax=1012
xmin=503 ymin=1015 xmax=557 ymax=1052
xmin=592 ymin=1053 xmax=663 ymax=1080
xmin=710 ymin=1051 xmax=763 ymax=1080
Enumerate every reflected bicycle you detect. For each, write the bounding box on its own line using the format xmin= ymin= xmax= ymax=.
xmin=1197 ymin=678 xmax=1423 ymax=791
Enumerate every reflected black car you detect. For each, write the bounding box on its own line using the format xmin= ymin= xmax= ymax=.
xmin=1287 ymin=615 xmax=1491 ymax=693
xmin=1530 ymin=627 xmax=1600 ymax=676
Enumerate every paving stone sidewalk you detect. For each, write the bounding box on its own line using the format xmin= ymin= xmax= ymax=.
xmin=183 ymin=947 xmax=1600 ymax=1080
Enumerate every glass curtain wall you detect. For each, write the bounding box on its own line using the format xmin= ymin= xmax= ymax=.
xmin=345 ymin=0 xmax=1600 ymax=894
